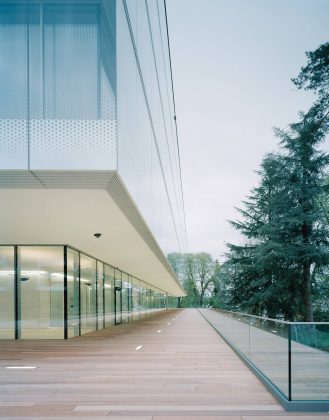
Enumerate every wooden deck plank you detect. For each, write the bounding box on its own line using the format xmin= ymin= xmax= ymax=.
xmin=0 ymin=309 xmax=327 ymax=418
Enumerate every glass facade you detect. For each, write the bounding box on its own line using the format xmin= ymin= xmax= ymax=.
xmin=80 ymin=254 xmax=97 ymax=335
xmin=0 ymin=246 xmax=15 ymax=339
xmin=0 ymin=0 xmax=186 ymax=254
xmin=0 ymin=1 xmax=186 ymax=318
xmin=117 ymin=0 xmax=187 ymax=255
xmin=0 ymin=0 xmax=116 ymax=171
xmin=121 ymin=272 xmax=129 ymax=324
xmin=0 ymin=245 xmax=172 ymax=339
xmin=19 ymin=246 xmax=64 ymax=339
xmin=104 ymin=265 xmax=115 ymax=328
xmin=67 ymin=248 xmax=80 ymax=338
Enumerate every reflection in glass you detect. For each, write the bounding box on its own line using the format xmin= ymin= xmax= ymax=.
xmin=116 ymin=0 xmax=187 ymax=255
xmin=131 ymin=277 xmax=140 ymax=321
xmin=67 ymin=248 xmax=79 ymax=338
xmin=80 ymin=254 xmax=96 ymax=334
xmin=0 ymin=4 xmax=28 ymax=169
xmin=20 ymin=246 xmax=64 ymax=339
xmin=0 ymin=244 xmax=169 ymax=339
xmin=115 ymin=270 xmax=122 ymax=324
xmin=0 ymin=1 xmax=116 ymax=170
xmin=121 ymin=272 xmax=129 ymax=323
xmin=104 ymin=264 xmax=115 ymax=327
xmin=291 ymin=324 xmax=329 ymax=400
xmin=97 ymin=262 xmax=104 ymax=330
xmin=42 ymin=4 xmax=98 ymax=120
xmin=167 ymin=296 xmax=178 ymax=308
xmin=0 ymin=246 xmax=15 ymax=339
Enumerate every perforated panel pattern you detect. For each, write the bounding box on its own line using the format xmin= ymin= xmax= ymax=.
xmin=30 ymin=119 xmax=117 ymax=170
xmin=0 ymin=19 xmax=28 ymax=169
xmin=0 ymin=24 xmax=27 ymax=119
xmin=0 ymin=120 xmax=27 ymax=154
xmin=54 ymin=23 xmax=96 ymax=42
xmin=0 ymin=120 xmax=28 ymax=169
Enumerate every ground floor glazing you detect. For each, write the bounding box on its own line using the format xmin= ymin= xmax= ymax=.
xmin=0 ymin=245 xmax=178 ymax=339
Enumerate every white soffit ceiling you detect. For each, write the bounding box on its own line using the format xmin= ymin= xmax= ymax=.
xmin=0 ymin=171 xmax=185 ymax=296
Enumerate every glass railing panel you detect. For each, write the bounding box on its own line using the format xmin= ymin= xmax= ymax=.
xmin=201 ymin=309 xmax=329 ymax=402
xmin=291 ymin=323 xmax=329 ymax=400
xmin=249 ymin=318 xmax=289 ymax=398
xmin=228 ymin=313 xmax=250 ymax=355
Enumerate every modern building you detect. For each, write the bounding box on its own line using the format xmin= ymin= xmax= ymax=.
xmin=0 ymin=0 xmax=187 ymax=339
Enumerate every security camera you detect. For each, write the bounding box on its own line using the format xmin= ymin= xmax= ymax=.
xmin=94 ymin=233 xmax=102 ymax=238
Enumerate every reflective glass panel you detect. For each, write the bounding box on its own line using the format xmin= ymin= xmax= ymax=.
xmin=0 ymin=4 xmax=28 ymax=169
xmin=97 ymin=261 xmax=104 ymax=330
xmin=0 ymin=246 xmax=15 ymax=339
xmin=67 ymin=248 xmax=79 ymax=338
xmin=121 ymin=272 xmax=129 ymax=323
xmin=19 ymin=246 xmax=64 ymax=339
xmin=104 ymin=264 xmax=115 ymax=327
xmin=115 ymin=269 xmax=122 ymax=324
xmin=291 ymin=323 xmax=329 ymax=400
xmin=131 ymin=277 xmax=141 ymax=321
xmin=80 ymin=253 xmax=96 ymax=334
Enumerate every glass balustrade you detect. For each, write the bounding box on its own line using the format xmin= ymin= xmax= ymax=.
xmin=200 ymin=308 xmax=329 ymax=403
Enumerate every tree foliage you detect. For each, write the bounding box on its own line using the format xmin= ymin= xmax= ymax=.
xmin=168 ymin=43 xmax=329 ymax=321
xmin=292 ymin=42 xmax=329 ymax=104
xmin=167 ymin=252 xmax=220 ymax=307
xmin=224 ymin=43 xmax=329 ymax=321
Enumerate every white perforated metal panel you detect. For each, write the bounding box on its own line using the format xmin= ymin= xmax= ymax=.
xmin=30 ymin=119 xmax=117 ymax=170
xmin=0 ymin=120 xmax=28 ymax=169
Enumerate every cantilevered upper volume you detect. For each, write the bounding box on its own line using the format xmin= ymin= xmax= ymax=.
xmin=0 ymin=0 xmax=187 ymax=338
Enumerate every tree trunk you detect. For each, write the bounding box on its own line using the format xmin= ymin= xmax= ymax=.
xmin=303 ymin=259 xmax=314 ymax=322
xmin=199 ymin=290 xmax=205 ymax=307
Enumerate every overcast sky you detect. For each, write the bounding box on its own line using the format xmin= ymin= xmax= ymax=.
xmin=166 ymin=0 xmax=329 ymax=260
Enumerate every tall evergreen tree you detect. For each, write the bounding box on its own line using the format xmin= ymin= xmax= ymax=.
xmin=274 ymin=107 xmax=329 ymax=320
xmin=225 ymin=107 xmax=329 ymax=321
xmin=225 ymin=153 xmax=301 ymax=319
xmin=292 ymin=42 xmax=329 ymax=112
xmin=224 ymin=43 xmax=329 ymax=321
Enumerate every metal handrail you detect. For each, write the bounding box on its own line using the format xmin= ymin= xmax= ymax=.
xmin=200 ymin=308 xmax=329 ymax=410
xmin=212 ymin=308 xmax=329 ymax=325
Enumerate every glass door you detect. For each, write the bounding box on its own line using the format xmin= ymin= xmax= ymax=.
xmin=115 ymin=286 xmax=122 ymax=325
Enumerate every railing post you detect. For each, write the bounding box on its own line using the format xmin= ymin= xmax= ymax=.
xmin=248 ymin=318 xmax=251 ymax=357
xmin=288 ymin=324 xmax=292 ymax=401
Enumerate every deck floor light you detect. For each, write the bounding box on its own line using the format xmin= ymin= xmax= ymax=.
xmin=6 ymin=366 xmax=36 ymax=369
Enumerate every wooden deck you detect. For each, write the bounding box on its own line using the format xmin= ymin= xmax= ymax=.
xmin=0 ymin=308 xmax=328 ymax=419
